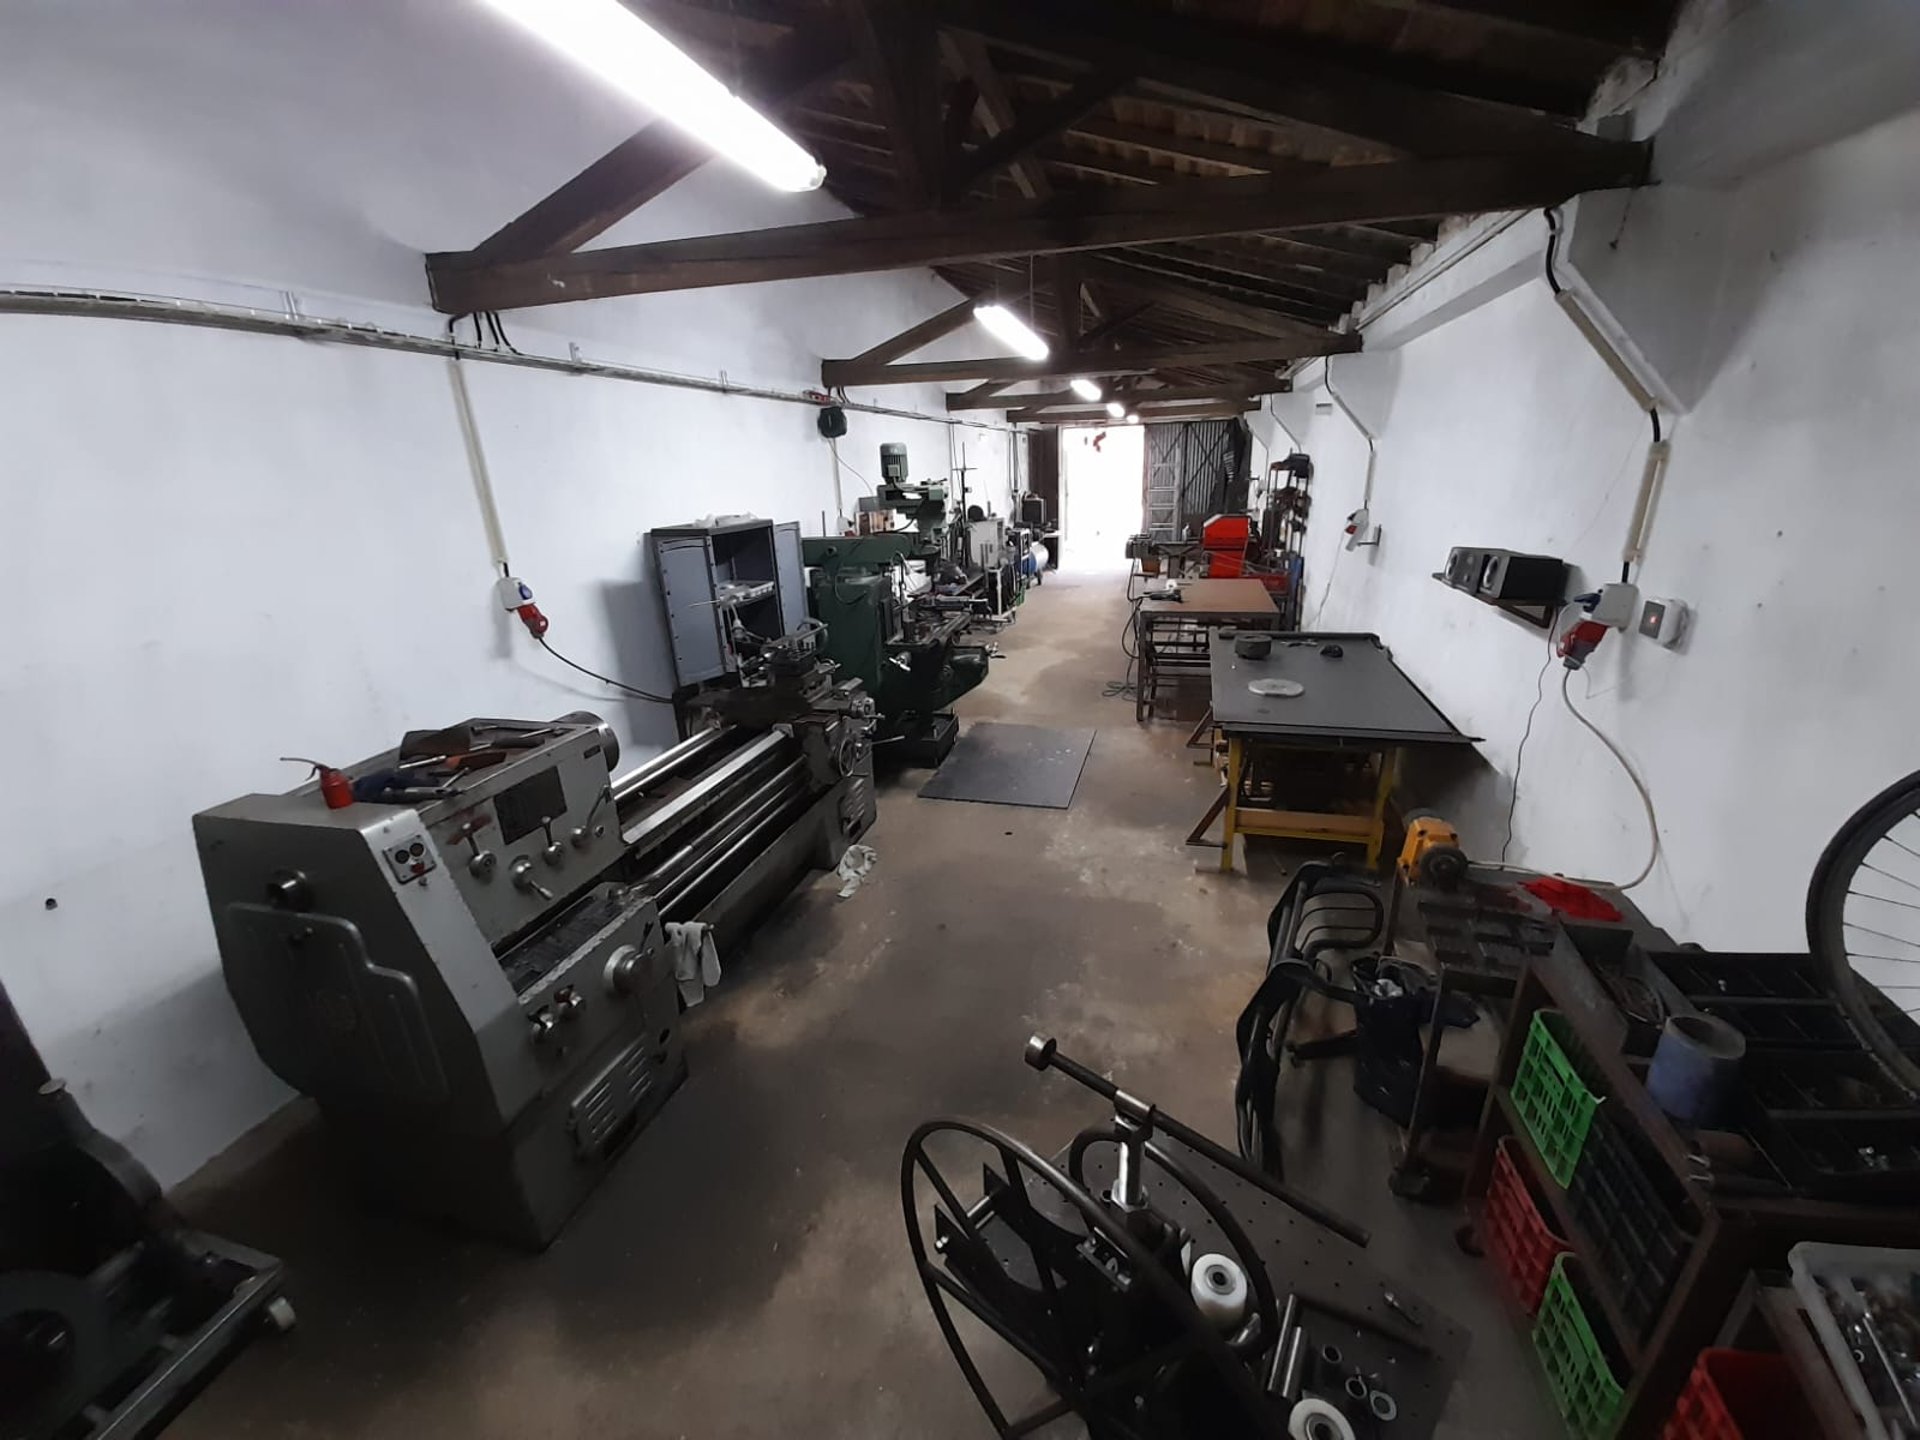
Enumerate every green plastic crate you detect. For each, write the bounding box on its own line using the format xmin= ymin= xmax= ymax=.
xmin=1533 ymin=1255 xmax=1625 ymax=1440
xmin=1510 ymin=1010 xmax=1602 ymax=1187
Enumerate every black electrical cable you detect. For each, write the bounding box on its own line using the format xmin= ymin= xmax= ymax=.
xmin=535 ymin=635 xmax=673 ymax=704
xmin=486 ymin=310 xmax=523 ymax=356
xmin=1503 ymin=609 xmax=1566 ymax=864
xmin=1542 ymin=207 xmax=1566 ymax=295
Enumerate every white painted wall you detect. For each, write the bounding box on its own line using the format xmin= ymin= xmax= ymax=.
xmin=1274 ymin=90 xmax=1920 ymax=955
xmin=0 ymin=0 xmax=1017 ymax=1184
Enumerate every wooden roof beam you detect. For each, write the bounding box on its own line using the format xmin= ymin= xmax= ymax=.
xmin=1013 ymin=399 xmax=1258 ymax=424
xmin=823 ymin=334 xmax=1356 ymax=389
xmin=428 ymin=148 xmax=1647 ymax=311
xmin=468 ymin=22 xmax=851 ymax=263
xmin=951 ymin=379 xmax=1278 ymax=412
xmin=842 ymin=298 xmax=979 ymax=369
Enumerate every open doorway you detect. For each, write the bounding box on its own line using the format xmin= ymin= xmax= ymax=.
xmin=1059 ymin=424 xmax=1145 ymax=574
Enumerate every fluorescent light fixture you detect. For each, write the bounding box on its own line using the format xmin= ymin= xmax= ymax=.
xmin=1105 ymin=400 xmax=1126 ymax=419
xmin=1125 ymin=413 xmax=1141 ymax=425
xmin=973 ymin=304 xmax=1050 ymax=361
xmin=1069 ymin=377 xmax=1103 ymax=402
xmin=475 ymin=0 xmax=825 ymax=193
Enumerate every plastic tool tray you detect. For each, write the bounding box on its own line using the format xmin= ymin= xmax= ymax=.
xmin=1484 ymin=1136 xmax=1569 ymax=1316
xmin=1648 ymin=951 xmax=1920 ymax=1201
xmin=1511 ymin=1009 xmax=1605 ymax=1187
xmin=1661 ymin=1349 xmax=1818 ymax=1440
xmin=1415 ymin=892 xmax=1557 ymax=975
xmin=1569 ymin=1106 xmax=1699 ymax=1340
xmin=1789 ymin=1241 xmax=1920 ymax=1440
xmin=1534 ymin=1254 xmax=1628 ymax=1440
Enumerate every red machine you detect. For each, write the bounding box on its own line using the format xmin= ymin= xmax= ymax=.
xmin=1201 ymin=513 xmax=1252 ymax=578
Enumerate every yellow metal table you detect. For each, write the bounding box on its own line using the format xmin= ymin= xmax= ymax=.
xmin=1196 ymin=632 xmax=1476 ymax=870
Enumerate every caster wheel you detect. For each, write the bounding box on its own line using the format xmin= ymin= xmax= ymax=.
xmin=264 ymin=1296 xmax=297 ymax=1334
xmin=1453 ymin=1221 xmax=1483 ymax=1258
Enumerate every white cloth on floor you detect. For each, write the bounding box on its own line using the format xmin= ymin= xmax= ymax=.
xmin=665 ymin=920 xmax=721 ymax=1007
xmin=834 ymin=843 xmax=878 ymax=899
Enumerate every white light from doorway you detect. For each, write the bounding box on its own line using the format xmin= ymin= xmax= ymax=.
xmin=973 ymin=304 xmax=1050 ymax=361
xmin=475 ymin=0 xmax=826 ymax=192
xmin=1068 ymin=378 xmax=1103 ymax=402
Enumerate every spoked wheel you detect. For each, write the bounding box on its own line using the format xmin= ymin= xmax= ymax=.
xmin=901 ymin=1119 xmax=1286 ymax=1440
xmin=1808 ymin=769 xmax=1920 ymax=1092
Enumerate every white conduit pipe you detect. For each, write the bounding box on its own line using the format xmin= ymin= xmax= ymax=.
xmin=0 ymin=286 xmax=1021 ymax=435
xmin=446 ymin=356 xmax=511 ymax=576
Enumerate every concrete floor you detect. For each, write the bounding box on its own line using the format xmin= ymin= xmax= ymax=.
xmin=172 ymin=571 xmax=1556 ymax=1440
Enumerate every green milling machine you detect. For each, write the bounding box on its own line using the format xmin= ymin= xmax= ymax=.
xmin=800 ymin=443 xmax=989 ymax=766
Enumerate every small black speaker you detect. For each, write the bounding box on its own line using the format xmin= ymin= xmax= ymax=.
xmin=815 ymin=404 xmax=848 ymax=438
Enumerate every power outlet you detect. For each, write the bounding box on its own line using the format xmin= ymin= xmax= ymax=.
xmin=1638 ymin=597 xmax=1689 ymax=648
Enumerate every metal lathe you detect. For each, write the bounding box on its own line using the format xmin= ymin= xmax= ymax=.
xmin=194 ymin=651 xmax=873 ymax=1247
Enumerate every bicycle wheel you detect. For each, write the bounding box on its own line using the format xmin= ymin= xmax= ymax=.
xmin=1806 ymin=769 xmax=1920 ymax=1092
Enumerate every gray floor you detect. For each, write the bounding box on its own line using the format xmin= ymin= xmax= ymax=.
xmin=171 ymin=571 xmax=1556 ymax=1440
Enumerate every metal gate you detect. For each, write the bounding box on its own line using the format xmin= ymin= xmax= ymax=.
xmin=1141 ymin=420 xmax=1251 ymax=539
xmin=1144 ymin=424 xmax=1182 ymax=539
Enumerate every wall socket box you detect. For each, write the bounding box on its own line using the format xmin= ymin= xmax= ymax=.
xmin=1638 ymin=596 xmax=1689 ymax=647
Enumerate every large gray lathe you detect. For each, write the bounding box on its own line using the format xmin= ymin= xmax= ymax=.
xmin=195 ymin=683 xmax=873 ymax=1247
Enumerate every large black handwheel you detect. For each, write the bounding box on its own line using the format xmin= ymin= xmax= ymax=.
xmin=1807 ymin=768 xmax=1920 ymax=1092
xmin=902 ymin=1119 xmax=1287 ymax=1440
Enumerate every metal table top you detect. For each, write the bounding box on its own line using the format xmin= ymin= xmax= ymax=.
xmin=1137 ymin=577 xmax=1277 ymax=620
xmin=1208 ymin=631 xmax=1477 ymax=744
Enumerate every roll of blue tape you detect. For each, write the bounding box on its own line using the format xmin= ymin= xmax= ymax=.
xmin=1646 ymin=1013 xmax=1746 ymax=1126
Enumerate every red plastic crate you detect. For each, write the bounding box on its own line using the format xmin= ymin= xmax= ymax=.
xmin=1483 ymin=1135 xmax=1569 ymax=1315
xmin=1661 ymin=1349 xmax=1817 ymax=1440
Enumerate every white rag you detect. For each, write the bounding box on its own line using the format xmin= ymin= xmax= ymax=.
xmin=835 ymin=843 xmax=878 ymax=899
xmin=665 ymin=920 xmax=721 ymax=1007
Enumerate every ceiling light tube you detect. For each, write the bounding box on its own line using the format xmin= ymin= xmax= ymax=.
xmin=475 ymin=0 xmax=825 ymax=192
xmin=1125 ymin=413 xmax=1141 ymax=425
xmin=1105 ymin=400 xmax=1126 ymax=419
xmin=1069 ymin=377 xmax=1103 ymax=402
xmin=973 ymin=304 xmax=1050 ymax=361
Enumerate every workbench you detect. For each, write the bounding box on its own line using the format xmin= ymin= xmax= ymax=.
xmin=1198 ymin=632 xmax=1475 ymax=869
xmin=1132 ymin=577 xmax=1277 ymax=722
xmin=1465 ymin=936 xmax=1920 ymax=1437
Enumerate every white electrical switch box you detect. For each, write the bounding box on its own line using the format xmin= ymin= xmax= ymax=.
xmin=1638 ymin=596 xmax=1689 ymax=648
xmin=1587 ymin=581 xmax=1640 ymax=629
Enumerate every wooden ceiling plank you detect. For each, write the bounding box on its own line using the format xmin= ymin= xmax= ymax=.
xmin=429 ymin=148 xmax=1647 ymax=311
xmin=470 ymin=21 xmax=851 ymax=263
xmin=950 ymin=63 xmax=1134 ymax=199
xmin=1380 ymin=0 xmax=1663 ymax=57
xmin=846 ymin=0 xmax=944 ymax=207
xmin=1074 ymin=256 xmax=1350 ymax=341
xmin=941 ymin=32 xmax=1051 ymax=201
xmin=938 ymin=0 xmax=1617 ymax=161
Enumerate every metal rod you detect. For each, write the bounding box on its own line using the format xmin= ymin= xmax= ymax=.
xmin=611 ymin=726 xmax=742 ymax=811
xmin=660 ymin=781 xmax=815 ymax=920
xmin=637 ymin=756 xmax=804 ymax=896
xmin=620 ymin=731 xmax=790 ymax=849
xmin=650 ymin=766 xmax=809 ymax=913
xmin=1024 ymin=1035 xmax=1370 ymax=1247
